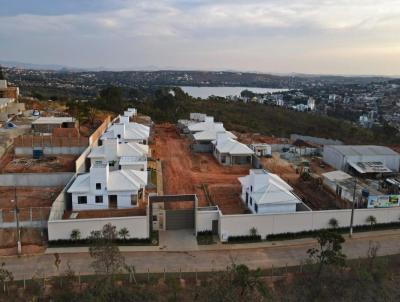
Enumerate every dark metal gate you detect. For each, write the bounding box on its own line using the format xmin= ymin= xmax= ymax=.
xmin=165 ymin=209 xmax=194 ymax=230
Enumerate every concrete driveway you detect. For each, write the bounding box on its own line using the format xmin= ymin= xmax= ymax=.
xmin=158 ymin=229 xmax=198 ymax=251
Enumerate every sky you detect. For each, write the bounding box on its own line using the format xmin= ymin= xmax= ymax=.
xmin=0 ymin=0 xmax=399 ymax=75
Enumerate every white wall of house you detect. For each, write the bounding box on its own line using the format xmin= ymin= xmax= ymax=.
xmin=48 ymin=215 xmax=149 ymax=240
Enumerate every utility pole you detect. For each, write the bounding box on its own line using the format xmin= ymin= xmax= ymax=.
xmin=11 ymin=187 xmax=21 ymax=255
xmin=349 ymin=177 xmax=357 ymax=238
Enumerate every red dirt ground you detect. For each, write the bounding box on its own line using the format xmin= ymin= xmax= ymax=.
xmin=0 ymin=187 xmax=62 ymax=209
xmin=151 ymin=124 xmax=250 ymax=213
xmin=0 ymin=228 xmax=45 ymax=255
xmin=63 ymin=207 xmax=146 ymax=219
xmin=207 ymin=184 xmax=248 ymax=214
xmin=1 ymin=155 xmax=78 ymax=173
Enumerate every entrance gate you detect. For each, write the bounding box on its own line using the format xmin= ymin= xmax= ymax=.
xmin=148 ymin=194 xmax=197 ymax=232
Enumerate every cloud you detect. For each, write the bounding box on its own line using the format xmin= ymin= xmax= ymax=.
xmin=0 ymin=0 xmax=399 ymax=74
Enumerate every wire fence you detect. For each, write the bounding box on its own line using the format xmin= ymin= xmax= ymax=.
xmin=0 ymin=207 xmax=50 ymax=227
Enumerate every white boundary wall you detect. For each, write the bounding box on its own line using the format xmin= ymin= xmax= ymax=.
xmin=0 ymin=172 xmax=74 ymax=186
xmin=48 ymin=215 xmax=149 ymax=240
xmin=15 ymin=146 xmax=86 ymax=156
xmin=196 ymin=209 xmax=219 ymax=232
xmin=218 ymin=207 xmax=400 ymax=241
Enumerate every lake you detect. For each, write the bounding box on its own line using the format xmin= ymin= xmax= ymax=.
xmin=180 ymin=86 xmax=289 ymax=99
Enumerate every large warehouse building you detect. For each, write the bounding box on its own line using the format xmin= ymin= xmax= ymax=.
xmin=323 ymin=145 xmax=400 ymax=173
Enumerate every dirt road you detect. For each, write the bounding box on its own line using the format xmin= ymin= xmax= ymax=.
xmin=152 ymin=124 xmax=249 ymax=212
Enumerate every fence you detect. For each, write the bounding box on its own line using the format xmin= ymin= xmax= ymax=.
xmin=48 ymin=215 xmax=149 ymax=240
xmin=0 ymin=207 xmax=50 ymax=228
xmin=0 ymin=172 xmax=74 ymax=186
xmin=88 ymin=115 xmax=112 ymax=146
xmin=14 ymin=135 xmax=88 ymax=156
xmin=218 ymin=207 xmax=400 ymax=240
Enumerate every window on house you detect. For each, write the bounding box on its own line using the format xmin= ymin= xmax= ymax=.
xmin=77 ymin=196 xmax=87 ymax=204
xmin=95 ymin=160 xmax=102 ymax=165
xmin=117 ymin=134 xmax=121 ymax=139
xmin=109 ymin=161 xmax=114 ymax=167
xmin=96 ymin=183 xmax=101 ymax=190
xmin=152 ymin=215 xmax=158 ymax=221
xmin=95 ymin=196 xmax=103 ymax=203
xmin=131 ymin=195 xmax=138 ymax=206
xmin=254 ymin=203 xmax=258 ymax=213
xmin=250 ymin=185 xmax=253 ymax=192
xmin=250 ymin=197 xmax=253 ymax=206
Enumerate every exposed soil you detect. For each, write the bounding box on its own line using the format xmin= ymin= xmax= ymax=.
xmin=0 ymin=228 xmax=45 ymax=255
xmin=0 ymin=187 xmax=62 ymax=209
xmin=233 ymin=131 xmax=289 ymax=145
xmin=207 ymin=184 xmax=248 ymax=214
xmin=151 ymin=124 xmax=250 ymax=213
xmin=63 ymin=207 xmax=146 ymax=219
xmin=1 ymin=155 xmax=78 ymax=173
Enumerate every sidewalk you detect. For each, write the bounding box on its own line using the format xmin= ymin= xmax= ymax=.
xmin=44 ymin=229 xmax=400 ymax=254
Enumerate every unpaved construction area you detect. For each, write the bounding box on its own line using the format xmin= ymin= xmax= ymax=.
xmin=152 ymin=124 xmax=250 ymax=213
xmin=0 ymin=186 xmax=61 ymax=209
xmin=0 ymin=154 xmax=77 ymax=173
xmin=0 ymin=228 xmax=44 ymax=255
xmin=0 ymin=187 xmax=60 ymax=223
xmin=261 ymin=153 xmax=341 ymax=210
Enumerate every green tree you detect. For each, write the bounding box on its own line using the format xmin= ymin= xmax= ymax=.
xmin=89 ymin=223 xmax=125 ymax=276
xmin=118 ymin=227 xmax=130 ymax=241
xmin=307 ymin=230 xmax=346 ymax=277
xmin=328 ymin=218 xmax=339 ymax=229
xmin=70 ymin=229 xmax=81 ymax=241
xmin=366 ymin=215 xmax=377 ymax=227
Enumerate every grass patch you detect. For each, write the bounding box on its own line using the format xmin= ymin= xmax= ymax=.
xmin=196 ymin=231 xmax=215 ymax=245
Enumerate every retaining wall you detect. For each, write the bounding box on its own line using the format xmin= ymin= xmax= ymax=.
xmin=0 ymin=172 xmax=74 ymax=186
xmin=218 ymin=207 xmax=400 ymax=241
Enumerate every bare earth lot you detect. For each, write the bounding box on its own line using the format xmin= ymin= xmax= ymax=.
xmin=0 ymin=154 xmax=78 ymax=173
xmin=151 ymin=124 xmax=250 ymax=214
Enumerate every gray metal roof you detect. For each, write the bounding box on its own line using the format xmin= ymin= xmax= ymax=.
xmin=326 ymin=145 xmax=399 ymax=157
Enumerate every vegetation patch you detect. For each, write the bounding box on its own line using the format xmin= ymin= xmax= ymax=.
xmin=266 ymin=222 xmax=400 ymax=241
xmin=196 ymin=230 xmax=215 ymax=245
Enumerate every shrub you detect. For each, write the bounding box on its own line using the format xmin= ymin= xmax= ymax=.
xmin=328 ymin=218 xmax=339 ymax=229
xmin=227 ymin=234 xmax=262 ymax=243
xmin=70 ymin=229 xmax=81 ymax=241
xmin=366 ymin=215 xmax=377 ymax=226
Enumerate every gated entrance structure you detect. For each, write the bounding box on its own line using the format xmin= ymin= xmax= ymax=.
xmin=148 ymin=194 xmax=198 ymax=232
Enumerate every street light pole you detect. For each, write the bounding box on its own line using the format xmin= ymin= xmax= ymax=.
xmin=349 ymin=177 xmax=357 ymax=238
xmin=11 ymin=187 xmax=21 ymax=255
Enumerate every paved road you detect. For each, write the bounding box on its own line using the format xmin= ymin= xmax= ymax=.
xmin=3 ymin=230 xmax=400 ymax=280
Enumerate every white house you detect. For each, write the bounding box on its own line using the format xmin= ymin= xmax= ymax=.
xmin=250 ymin=143 xmax=272 ymax=157
xmin=189 ymin=116 xmax=237 ymax=152
xmin=88 ymin=138 xmax=149 ymax=171
xmin=68 ymin=162 xmax=147 ymax=211
xmin=212 ymin=132 xmax=254 ymax=165
xmin=101 ymin=115 xmax=150 ymax=144
xmin=238 ymin=169 xmax=302 ymax=214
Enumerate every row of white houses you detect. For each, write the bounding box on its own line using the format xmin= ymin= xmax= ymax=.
xmin=68 ymin=108 xmax=151 ymax=211
xmin=187 ymin=115 xmax=255 ymax=165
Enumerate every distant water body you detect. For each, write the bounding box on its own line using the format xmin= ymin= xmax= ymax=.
xmin=180 ymin=86 xmax=289 ymax=99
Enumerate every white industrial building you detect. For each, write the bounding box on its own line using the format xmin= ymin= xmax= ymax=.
xmin=238 ymin=169 xmax=302 ymax=214
xmin=323 ymin=145 xmax=400 ymax=173
xmin=88 ymin=138 xmax=149 ymax=171
xmin=68 ymin=162 xmax=147 ymax=211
